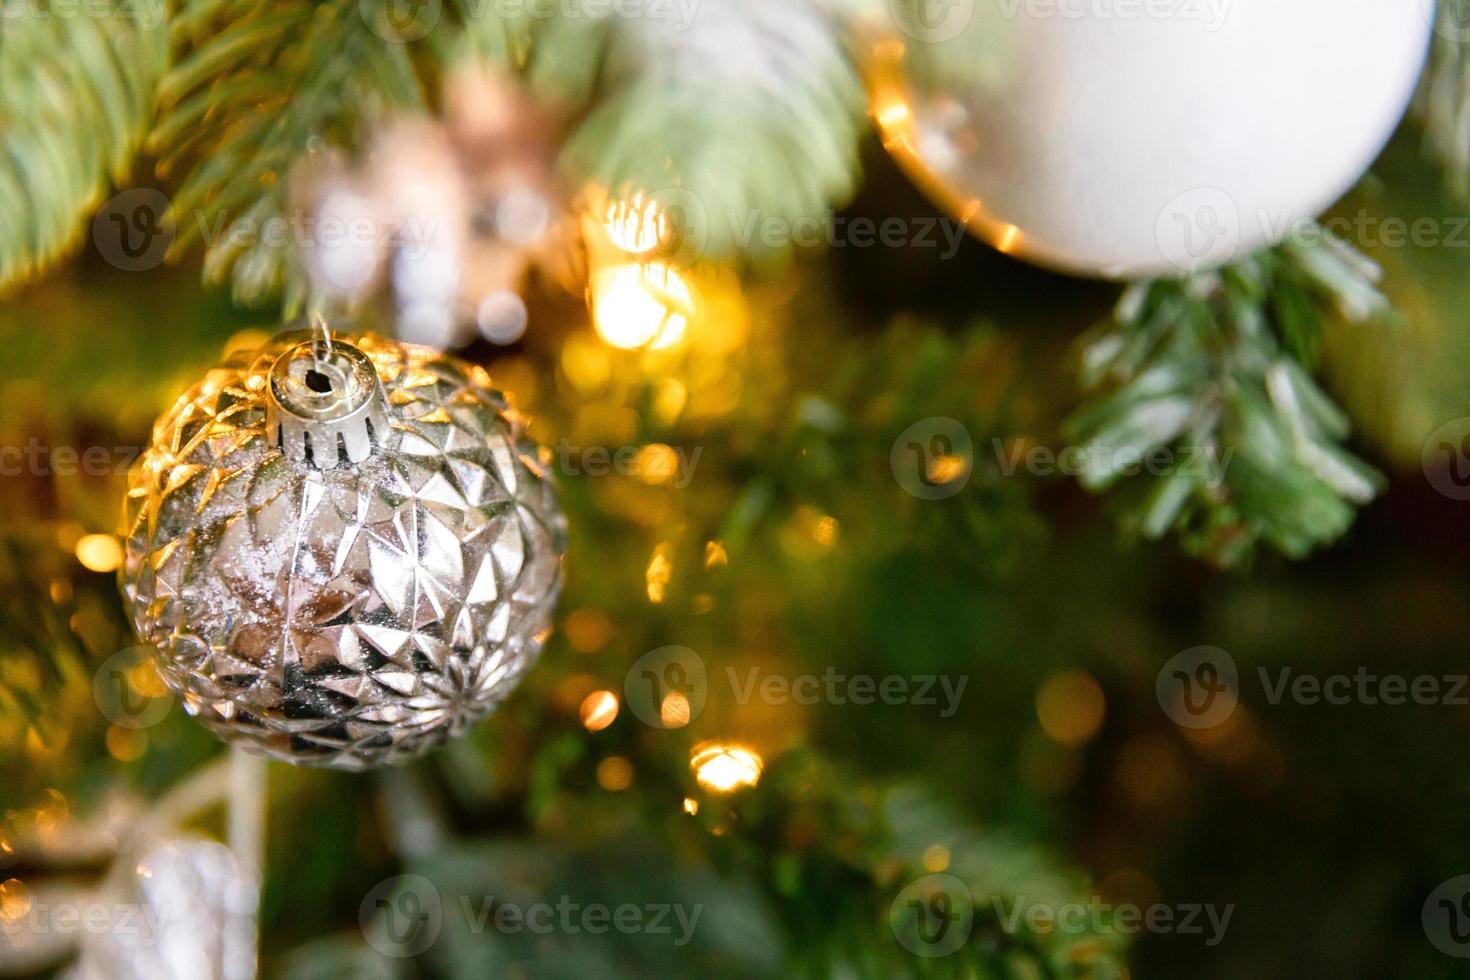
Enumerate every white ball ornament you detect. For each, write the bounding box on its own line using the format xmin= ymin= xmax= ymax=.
xmin=872 ymin=0 xmax=1434 ymax=278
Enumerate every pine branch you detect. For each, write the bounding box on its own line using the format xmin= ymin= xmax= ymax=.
xmin=1419 ymin=1 xmax=1470 ymax=198
xmin=151 ymin=0 xmax=427 ymax=309
xmin=0 ymin=2 xmax=168 ymax=291
xmin=562 ymin=0 xmax=867 ymax=267
xmin=1064 ymin=232 xmax=1388 ymax=568
xmin=748 ymin=752 xmax=1130 ymax=977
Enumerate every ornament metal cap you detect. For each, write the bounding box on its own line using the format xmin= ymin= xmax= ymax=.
xmin=265 ymin=338 xmax=389 ymax=468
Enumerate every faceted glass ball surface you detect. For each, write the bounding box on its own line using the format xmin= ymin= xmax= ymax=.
xmin=122 ymin=332 xmax=565 ymax=769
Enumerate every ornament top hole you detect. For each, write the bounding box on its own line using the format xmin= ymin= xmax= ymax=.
xmin=305 ymin=368 xmax=334 ymax=394
xmin=266 ymin=338 xmax=389 ymax=469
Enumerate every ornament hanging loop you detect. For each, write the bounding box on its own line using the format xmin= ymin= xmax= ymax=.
xmin=266 ymin=338 xmax=388 ymax=469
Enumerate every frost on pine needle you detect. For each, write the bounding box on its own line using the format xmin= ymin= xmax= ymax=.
xmin=1065 ymin=227 xmax=1388 ymax=567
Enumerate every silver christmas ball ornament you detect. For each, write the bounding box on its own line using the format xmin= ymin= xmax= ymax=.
xmin=121 ymin=331 xmax=566 ymax=769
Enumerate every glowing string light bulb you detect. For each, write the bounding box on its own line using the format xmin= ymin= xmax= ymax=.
xmin=592 ymin=262 xmax=696 ymax=350
xmin=690 ymin=742 xmax=763 ymax=793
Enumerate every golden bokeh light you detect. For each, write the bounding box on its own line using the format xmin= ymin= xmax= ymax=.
xmin=579 ymin=690 xmax=620 ymax=732
xmin=1036 ymin=671 xmax=1106 ymax=748
xmin=0 ymin=878 xmax=30 ymax=923
xmin=75 ymin=534 xmax=123 ymax=573
xmin=564 ymin=608 xmax=614 ymax=653
xmin=604 ymin=192 xmax=670 ymax=255
xmin=597 ymin=756 xmax=634 ymax=791
xmin=106 ymin=725 xmax=148 ymax=761
xmin=691 ymin=742 xmax=763 ymax=794
xmin=645 ymin=543 xmax=672 ymax=604
xmin=592 ymin=262 xmax=696 ymax=351
xmin=659 ymin=691 xmax=691 ymax=729
xmin=633 ymin=444 xmax=680 ymax=485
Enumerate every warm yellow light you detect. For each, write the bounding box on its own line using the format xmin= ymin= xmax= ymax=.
xmin=922 ymin=844 xmax=951 ymax=873
xmin=128 ymin=660 xmax=168 ymax=698
xmin=633 ymin=444 xmax=680 ymax=485
xmin=597 ymin=756 xmax=634 ymax=791
xmin=1036 ymin=671 xmax=1106 ymax=748
xmin=0 ymin=879 xmax=30 ymax=923
xmin=75 ymin=534 xmax=123 ymax=573
xmin=812 ymin=515 xmax=839 ymax=548
xmin=704 ymin=540 xmax=728 ymax=569
xmin=645 ymin=543 xmax=672 ymax=604
xmin=106 ymin=725 xmax=148 ymax=761
xmin=604 ymin=192 xmax=670 ymax=256
xmin=579 ymin=690 xmax=620 ymax=732
xmin=592 ymin=263 xmax=695 ymax=350
xmin=997 ymin=224 xmax=1022 ymax=253
xmin=659 ymin=692 xmax=691 ymax=729
xmin=682 ymin=797 xmax=699 ymax=815
xmin=876 ymin=100 xmax=912 ymax=130
xmin=927 ymin=453 xmax=971 ymax=485
xmin=564 ymin=608 xmax=614 ymax=653
xmin=691 ymin=743 xmax=763 ymax=794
